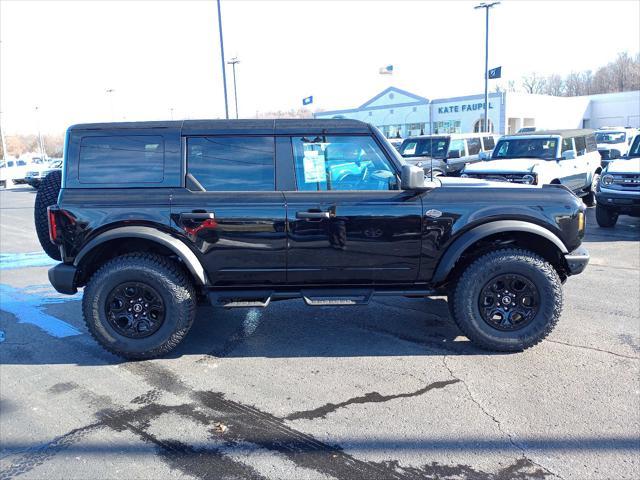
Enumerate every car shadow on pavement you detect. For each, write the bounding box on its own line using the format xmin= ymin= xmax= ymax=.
xmin=0 ymin=296 xmax=494 ymax=366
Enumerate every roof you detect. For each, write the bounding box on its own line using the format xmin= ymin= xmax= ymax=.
xmin=513 ymin=129 xmax=595 ymax=138
xmin=404 ymin=132 xmax=499 ymax=140
xmin=68 ymin=118 xmax=372 ymax=135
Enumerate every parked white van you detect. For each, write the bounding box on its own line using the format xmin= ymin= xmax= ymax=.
xmin=461 ymin=129 xmax=602 ymax=206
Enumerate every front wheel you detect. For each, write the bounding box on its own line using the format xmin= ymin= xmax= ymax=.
xmin=582 ymin=173 xmax=600 ymax=207
xmin=451 ymin=248 xmax=563 ymax=352
xmin=82 ymin=253 xmax=196 ymax=359
xmin=595 ymin=204 xmax=618 ymax=228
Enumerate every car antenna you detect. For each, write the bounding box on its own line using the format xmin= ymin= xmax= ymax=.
xmin=430 ymin=138 xmax=434 ymax=182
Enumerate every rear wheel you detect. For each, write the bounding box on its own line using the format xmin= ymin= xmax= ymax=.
xmin=82 ymin=253 xmax=196 ymax=359
xmin=451 ymin=248 xmax=563 ymax=352
xmin=595 ymin=204 xmax=618 ymax=227
xmin=34 ymin=170 xmax=62 ymax=260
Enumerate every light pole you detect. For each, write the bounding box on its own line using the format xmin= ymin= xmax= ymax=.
xmin=0 ymin=111 xmax=7 ymax=161
xmin=170 ymin=107 xmax=174 ymax=120
xmin=474 ymin=2 xmax=499 ymax=133
xmin=35 ymin=106 xmax=46 ymax=159
xmin=216 ymin=0 xmax=229 ymax=119
xmin=227 ymin=57 xmax=240 ymax=119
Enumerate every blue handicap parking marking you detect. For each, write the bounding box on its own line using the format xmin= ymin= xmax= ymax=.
xmin=0 ymin=252 xmax=58 ymax=270
xmin=0 ymin=284 xmax=82 ymax=338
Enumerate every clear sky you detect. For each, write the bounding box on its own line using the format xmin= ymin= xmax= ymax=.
xmin=1 ymin=0 xmax=639 ymax=134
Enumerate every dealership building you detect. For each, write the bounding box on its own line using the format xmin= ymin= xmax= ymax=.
xmin=314 ymin=86 xmax=640 ymax=138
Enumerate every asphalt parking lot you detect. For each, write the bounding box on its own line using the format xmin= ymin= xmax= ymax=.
xmin=0 ymin=186 xmax=639 ymax=480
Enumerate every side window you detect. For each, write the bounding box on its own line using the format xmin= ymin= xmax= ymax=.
xmin=292 ymin=135 xmax=397 ymax=191
xmin=467 ymin=137 xmax=482 ymax=155
xmin=574 ymin=136 xmax=587 ymax=156
xmin=449 ymin=139 xmax=466 ymax=156
xmin=79 ymin=135 xmax=164 ymax=184
xmin=7 ymin=161 xmax=14 ymax=167
xmin=561 ymin=138 xmax=574 ymax=153
xmin=585 ymin=134 xmax=597 ymax=153
xmin=187 ymin=136 xmax=274 ymax=191
xmin=482 ymin=136 xmax=495 ymax=150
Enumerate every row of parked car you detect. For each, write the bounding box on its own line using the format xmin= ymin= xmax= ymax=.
xmin=396 ymin=126 xmax=640 ymax=227
xmin=0 ymin=157 xmax=63 ymax=189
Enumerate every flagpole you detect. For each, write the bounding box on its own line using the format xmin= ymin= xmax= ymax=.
xmin=475 ymin=2 xmax=499 ymax=133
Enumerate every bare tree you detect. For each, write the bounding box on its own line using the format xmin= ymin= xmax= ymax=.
xmin=544 ymin=74 xmax=564 ymax=96
xmin=521 ymin=72 xmax=546 ymax=94
xmin=564 ymin=72 xmax=584 ymax=96
xmin=610 ymin=52 xmax=633 ymax=91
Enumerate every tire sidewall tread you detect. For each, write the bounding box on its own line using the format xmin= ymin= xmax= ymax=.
xmin=451 ymin=248 xmax=563 ymax=352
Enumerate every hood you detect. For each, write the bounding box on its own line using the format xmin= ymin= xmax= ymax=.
xmin=606 ymin=158 xmax=640 ymax=174
xmin=438 ymin=176 xmax=533 ymax=189
xmin=463 ymin=158 xmax=542 ymax=174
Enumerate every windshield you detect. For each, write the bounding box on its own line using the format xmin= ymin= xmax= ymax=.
xmin=492 ymin=138 xmax=558 ymax=160
xmin=400 ymin=137 xmax=449 ymax=158
xmin=595 ymin=132 xmax=626 ymax=144
xmin=627 ymin=136 xmax=640 ymax=157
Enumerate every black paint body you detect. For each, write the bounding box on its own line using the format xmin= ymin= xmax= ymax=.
xmin=50 ymin=119 xmax=587 ymax=294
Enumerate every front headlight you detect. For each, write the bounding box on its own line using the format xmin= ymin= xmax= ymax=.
xmin=522 ymin=174 xmax=536 ymax=185
xmin=601 ymin=174 xmax=614 ymax=186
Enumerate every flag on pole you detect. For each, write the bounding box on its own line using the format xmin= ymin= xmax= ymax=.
xmin=488 ymin=66 xmax=502 ymax=79
xmin=302 ymin=96 xmax=313 ymax=106
xmin=379 ymin=65 xmax=393 ymax=75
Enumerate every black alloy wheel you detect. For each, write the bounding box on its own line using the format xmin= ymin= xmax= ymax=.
xmin=105 ymin=281 xmax=165 ymax=338
xmin=478 ymin=273 xmax=540 ymax=331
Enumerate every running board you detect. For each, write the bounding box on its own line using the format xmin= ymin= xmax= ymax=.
xmin=207 ymin=287 xmax=437 ymax=309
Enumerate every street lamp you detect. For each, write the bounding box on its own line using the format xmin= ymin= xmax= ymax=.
xmin=227 ymin=57 xmax=240 ymax=119
xmin=474 ymin=2 xmax=499 ymax=133
xmin=216 ymin=0 xmax=229 ymax=119
xmin=105 ymin=88 xmax=115 ymax=121
xmin=35 ymin=106 xmax=46 ymax=159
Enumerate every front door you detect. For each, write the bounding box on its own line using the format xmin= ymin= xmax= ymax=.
xmin=284 ymin=134 xmax=423 ymax=285
xmin=171 ymin=135 xmax=287 ymax=286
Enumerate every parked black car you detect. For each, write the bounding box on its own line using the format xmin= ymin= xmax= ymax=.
xmin=38 ymin=119 xmax=589 ymax=359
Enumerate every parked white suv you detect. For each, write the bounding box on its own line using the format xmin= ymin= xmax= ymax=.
xmin=399 ymin=133 xmax=499 ymax=177
xmin=595 ymin=127 xmax=638 ymax=167
xmin=461 ymin=129 xmax=602 ymax=206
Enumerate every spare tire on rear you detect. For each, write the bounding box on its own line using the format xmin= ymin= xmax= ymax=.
xmin=34 ymin=170 xmax=62 ymax=260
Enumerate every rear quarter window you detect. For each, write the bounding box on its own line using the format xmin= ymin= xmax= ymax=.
xmin=467 ymin=137 xmax=481 ymax=155
xmin=482 ymin=136 xmax=495 ymax=150
xmin=78 ymin=135 xmax=164 ymax=184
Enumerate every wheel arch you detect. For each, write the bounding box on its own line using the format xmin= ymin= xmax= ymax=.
xmin=432 ymin=220 xmax=569 ymax=285
xmin=74 ymin=226 xmax=207 ymax=287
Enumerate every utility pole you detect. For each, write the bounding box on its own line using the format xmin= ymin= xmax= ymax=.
xmin=170 ymin=107 xmax=174 ymax=120
xmin=227 ymin=57 xmax=240 ymax=119
xmin=474 ymin=2 xmax=499 ymax=133
xmin=217 ymin=0 xmax=229 ymax=119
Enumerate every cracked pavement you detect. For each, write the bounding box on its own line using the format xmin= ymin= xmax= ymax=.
xmin=1 ymin=187 xmax=639 ymax=479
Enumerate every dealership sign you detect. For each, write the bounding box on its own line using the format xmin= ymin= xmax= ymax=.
xmin=437 ymin=102 xmax=494 ymax=114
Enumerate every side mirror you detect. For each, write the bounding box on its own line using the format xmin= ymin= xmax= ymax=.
xmin=609 ymin=149 xmax=621 ymax=160
xmin=448 ymin=150 xmax=461 ymax=159
xmin=401 ymin=165 xmax=430 ymax=190
xmin=561 ymin=150 xmax=576 ymax=160
xmin=479 ymin=151 xmax=490 ymax=161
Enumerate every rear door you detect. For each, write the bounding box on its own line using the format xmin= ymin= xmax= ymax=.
xmin=283 ymin=134 xmax=423 ymax=285
xmin=559 ymin=137 xmax=584 ymax=192
xmin=170 ymin=135 xmax=287 ymax=286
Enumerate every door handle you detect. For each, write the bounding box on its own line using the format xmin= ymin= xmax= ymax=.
xmin=179 ymin=212 xmax=215 ymax=221
xmin=296 ymin=211 xmax=330 ymax=219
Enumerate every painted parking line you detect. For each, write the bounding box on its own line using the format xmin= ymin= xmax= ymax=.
xmin=0 ymin=284 xmax=82 ymax=338
xmin=0 ymin=252 xmax=58 ymax=270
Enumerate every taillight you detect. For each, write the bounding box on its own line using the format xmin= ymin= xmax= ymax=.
xmin=48 ymin=207 xmax=58 ymax=243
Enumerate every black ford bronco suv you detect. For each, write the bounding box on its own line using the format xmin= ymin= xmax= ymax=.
xmin=36 ymin=119 xmax=589 ymax=359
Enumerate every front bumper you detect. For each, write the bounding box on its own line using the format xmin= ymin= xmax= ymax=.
xmin=48 ymin=263 xmax=78 ymax=294
xmin=596 ymin=191 xmax=640 ymax=214
xmin=564 ymin=245 xmax=590 ymax=276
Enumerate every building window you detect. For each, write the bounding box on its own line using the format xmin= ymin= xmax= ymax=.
xmin=406 ymin=123 xmax=426 ymax=136
xmin=473 ymin=119 xmax=494 ymax=133
xmin=379 ymin=125 xmax=403 ymax=138
xmin=433 ymin=121 xmax=461 ymax=134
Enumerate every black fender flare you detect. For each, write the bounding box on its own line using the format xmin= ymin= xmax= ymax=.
xmin=74 ymin=226 xmax=208 ymax=285
xmin=431 ymin=220 xmax=568 ymax=284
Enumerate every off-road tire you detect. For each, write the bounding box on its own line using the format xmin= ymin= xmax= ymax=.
xmin=451 ymin=248 xmax=563 ymax=352
xmin=34 ymin=170 xmax=62 ymax=260
xmin=595 ymin=204 xmax=618 ymax=228
xmin=82 ymin=253 xmax=196 ymax=359
xmin=582 ymin=173 xmax=600 ymax=207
